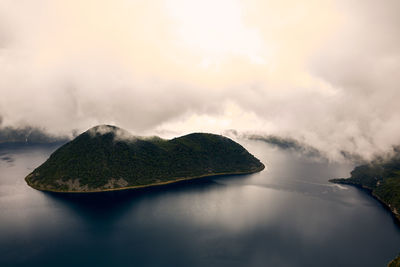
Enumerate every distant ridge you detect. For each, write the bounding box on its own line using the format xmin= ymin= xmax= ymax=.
xmin=0 ymin=126 xmax=69 ymax=144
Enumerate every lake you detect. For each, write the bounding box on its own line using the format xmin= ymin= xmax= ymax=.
xmin=0 ymin=140 xmax=399 ymax=267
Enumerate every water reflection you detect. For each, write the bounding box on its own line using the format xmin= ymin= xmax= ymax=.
xmin=44 ymin=177 xmax=224 ymax=221
xmin=1 ymin=141 xmax=400 ymax=267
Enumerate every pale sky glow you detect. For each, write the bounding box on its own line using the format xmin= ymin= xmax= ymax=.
xmin=167 ymin=0 xmax=266 ymax=68
xmin=1 ymin=0 xmax=400 ymax=160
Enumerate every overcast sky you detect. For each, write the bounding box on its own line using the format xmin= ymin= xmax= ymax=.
xmin=1 ymin=0 xmax=399 ymax=160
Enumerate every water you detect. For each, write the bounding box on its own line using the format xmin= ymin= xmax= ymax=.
xmin=0 ymin=140 xmax=399 ymax=267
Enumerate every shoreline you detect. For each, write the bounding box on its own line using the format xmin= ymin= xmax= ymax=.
xmin=330 ymin=179 xmax=400 ymax=266
xmin=329 ymin=179 xmax=400 ymax=224
xmin=25 ymin=165 xmax=265 ymax=194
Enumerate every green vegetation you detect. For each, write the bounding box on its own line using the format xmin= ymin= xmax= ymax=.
xmin=25 ymin=125 xmax=264 ymax=192
xmin=389 ymin=254 xmax=400 ymax=267
xmin=329 ymin=154 xmax=400 ymax=220
xmin=329 ymin=153 xmax=400 ymax=267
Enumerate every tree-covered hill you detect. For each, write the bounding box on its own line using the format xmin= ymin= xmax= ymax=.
xmin=329 ymin=151 xmax=400 ymax=266
xmin=25 ymin=125 xmax=264 ymax=192
xmin=330 ymin=152 xmax=400 ymax=221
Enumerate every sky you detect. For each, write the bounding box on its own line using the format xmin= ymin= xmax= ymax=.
xmin=0 ymin=0 xmax=400 ymax=160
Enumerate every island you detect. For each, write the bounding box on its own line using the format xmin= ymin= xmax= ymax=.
xmin=330 ymin=153 xmax=400 ymax=266
xmin=25 ymin=125 xmax=265 ymax=193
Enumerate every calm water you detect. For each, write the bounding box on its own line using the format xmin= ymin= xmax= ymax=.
xmin=1 ymin=140 xmax=400 ymax=267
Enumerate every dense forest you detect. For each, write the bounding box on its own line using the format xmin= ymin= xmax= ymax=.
xmin=26 ymin=125 xmax=264 ymax=192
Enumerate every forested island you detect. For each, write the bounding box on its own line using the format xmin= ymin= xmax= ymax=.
xmin=330 ymin=151 xmax=400 ymax=266
xmin=25 ymin=125 xmax=264 ymax=193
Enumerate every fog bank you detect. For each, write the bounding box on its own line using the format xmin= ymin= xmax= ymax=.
xmin=1 ymin=0 xmax=400 ymax=160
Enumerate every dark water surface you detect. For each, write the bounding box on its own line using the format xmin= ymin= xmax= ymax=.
xmin=0 ymin=141 xmax=399 ymax=267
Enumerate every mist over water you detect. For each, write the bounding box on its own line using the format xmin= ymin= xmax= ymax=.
xmin=1 ymin=140 xmax=399 ymax=267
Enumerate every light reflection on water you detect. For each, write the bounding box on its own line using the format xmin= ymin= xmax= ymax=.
xmin=0 ymin=141 xmax=399 ymax=267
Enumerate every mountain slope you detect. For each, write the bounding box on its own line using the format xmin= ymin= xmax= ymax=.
xmin=330 ymin=153 xmax=400 ymax=221
xmin=25 ymin=125 xmax=264 ymax=192
xmin=330 ymin=152 xmax=400 ymax=267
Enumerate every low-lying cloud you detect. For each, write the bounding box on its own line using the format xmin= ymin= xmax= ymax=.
xmin=1 ymin=0 xmax=400 ymax=161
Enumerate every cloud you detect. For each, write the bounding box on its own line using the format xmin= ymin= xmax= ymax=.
xmin=87 ymin=124 xmax=138 ymax=142
xmin=0 ymin=0 xmax=399 ymax=161
xmin=0 ymin=125 xmax=68 ymax=144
